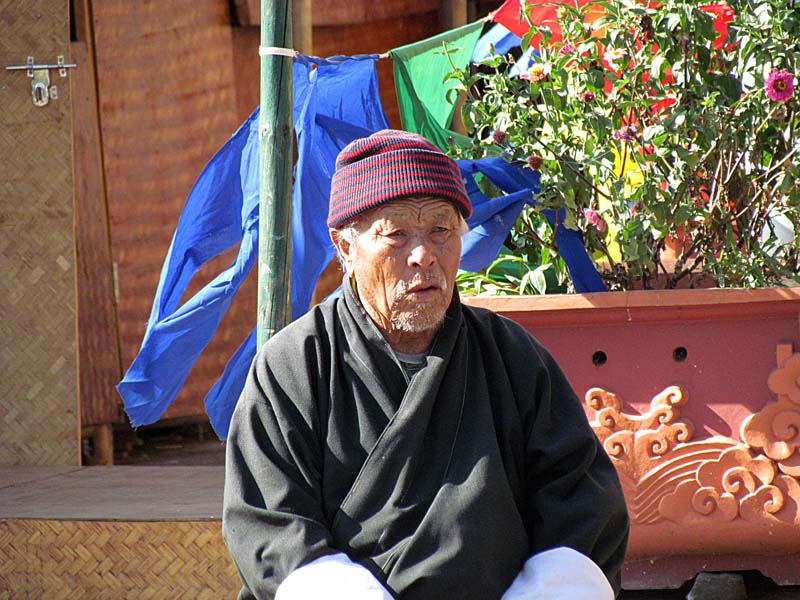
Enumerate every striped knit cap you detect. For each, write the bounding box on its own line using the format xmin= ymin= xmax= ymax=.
xmin=327 ymin=129 xmax=471 ymax=228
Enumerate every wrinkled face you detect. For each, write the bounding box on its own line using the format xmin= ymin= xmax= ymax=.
xmin=333 ymin=197 xmax=462 ymax=342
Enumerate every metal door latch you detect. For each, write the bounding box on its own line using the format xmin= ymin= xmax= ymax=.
xmin=5 ymin=56 xmax=77 ymax=107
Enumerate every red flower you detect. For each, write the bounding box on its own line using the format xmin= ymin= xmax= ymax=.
xmin=527 ymin=155 xmax=544 ymax=170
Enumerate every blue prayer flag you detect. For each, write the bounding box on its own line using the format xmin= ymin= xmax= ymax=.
xmin=118 ymin=52 xmax=604 ymax=440
xmin=117 ymin=109 xmax=260 ymax=428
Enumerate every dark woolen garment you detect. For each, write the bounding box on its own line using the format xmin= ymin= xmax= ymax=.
xmin=223 ymin=281 xmax=629 ymax=600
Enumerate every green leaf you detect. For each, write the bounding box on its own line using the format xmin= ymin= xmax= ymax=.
xmin=712 ymin=73 xmax=742 ymax=103
xmin=531 ymin=266 xmax=548 ymax=295
xmin=642 ymin=124 xmax=666 ymax=143
xmin=649 ymin=54 xmax=667 ymax=80
xmin=665 ymin=12 xmax=682 ymax=33
xmin=586 ymin=68 xmax=606 ymax=90
xmin=520 ymin=29 xmax=535 ymax=54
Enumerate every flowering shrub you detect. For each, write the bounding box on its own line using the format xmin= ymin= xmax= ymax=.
xmin=451 ymin=0 xmax=799 ymax=291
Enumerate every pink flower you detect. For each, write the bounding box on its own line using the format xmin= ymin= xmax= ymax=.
xmin=558 ymin=43 xmax=576 ymax=58
xmin=520 ymin=63 xmax=550 ymax=83
xmin=583 ymin=208 xmax=607 ymax=232
xmin=580 ymin=91 xmax=595 ymax=103
xmin=612 ymin=125 xmax=637 ymax=141
xmin=765 ymin=69 xmax=795 ymax=102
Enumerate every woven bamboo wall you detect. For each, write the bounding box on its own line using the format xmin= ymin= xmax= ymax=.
xmin=92 ymin=0 xmax=259 ymax=422
xmin=0 ymin=0 xmax=80 ymax=465
xmin=0 ymin=519 xmax=240 ymax=599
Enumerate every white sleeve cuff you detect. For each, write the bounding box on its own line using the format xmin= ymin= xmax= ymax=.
xmin=500 ymin=546 xmax=614 ymax=600
xmin=276 ymin=552 xmax=394 ymax=600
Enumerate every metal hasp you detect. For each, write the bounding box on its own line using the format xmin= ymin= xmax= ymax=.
xmin=257 ymin=0 xmax=293 ymax=347
xmin=5 ymin=55 xmax=77 ymax=107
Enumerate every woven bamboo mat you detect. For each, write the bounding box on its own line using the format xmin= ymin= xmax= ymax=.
xmin=0 ymin=465 xmax=239 ymax=598
xmin=0 ymin=520 xmax=240 ymax=599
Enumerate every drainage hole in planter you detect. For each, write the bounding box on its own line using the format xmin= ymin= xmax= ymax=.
xmin=673 ymin=346 xmax=688 ymax=362
xmin=592 ymin=351 xmax=607 ymax=366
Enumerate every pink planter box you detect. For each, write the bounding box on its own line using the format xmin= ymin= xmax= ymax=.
xmin=464 ymin=287 xmax=800 ymax=589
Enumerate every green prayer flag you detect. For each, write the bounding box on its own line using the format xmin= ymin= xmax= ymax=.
xmin=389 ymin=20 xmax=483 ymax=151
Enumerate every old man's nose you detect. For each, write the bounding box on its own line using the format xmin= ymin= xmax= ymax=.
xmin=407 ymin=240 xmax=436 ymax=268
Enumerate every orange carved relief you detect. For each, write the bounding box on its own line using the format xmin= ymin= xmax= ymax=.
xmin=742 ymin=346 xmax=800 ymax=478
xmin=767 ymin=352 xmax=800 ymax=405
xmin=588 ymin=385 xmax=695 ymax=483
xmin=586 ymin=345 xmax=800 ymax=532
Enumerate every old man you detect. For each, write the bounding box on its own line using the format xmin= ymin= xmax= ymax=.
xmin=223 ymin=129 xmax=629 ymax=599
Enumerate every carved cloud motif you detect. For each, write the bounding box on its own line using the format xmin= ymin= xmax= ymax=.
xmin=767 ymin=353 xmax=800 ymax=405
xmin=745 ymin=350 xmax=800 ymax=477
xmin=741 ymin=403 xmax=800 ymax=475
xmin=585 ymin=349 xmax=800 ymax=527
xmin=657 ymin=447 xmax=795 ymax=524
xmin=587 ymin=386 xmax=693 ymax=482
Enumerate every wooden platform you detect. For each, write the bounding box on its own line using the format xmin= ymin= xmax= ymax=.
xmin=0 ymin=466 xmax=240 ymax=599
xmin=4 ymin=465 xmax=800 ymax=598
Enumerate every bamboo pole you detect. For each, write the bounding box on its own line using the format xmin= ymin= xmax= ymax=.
xmin=258 ymin=0 xmax=293 ymax=347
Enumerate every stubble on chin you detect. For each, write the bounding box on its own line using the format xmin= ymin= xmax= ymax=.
xmin=390 ymin=274 xmax=449 ymax=333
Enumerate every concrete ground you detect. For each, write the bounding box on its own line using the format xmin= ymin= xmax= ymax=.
xmin=620 ymin=574 xmax=800 ymax=600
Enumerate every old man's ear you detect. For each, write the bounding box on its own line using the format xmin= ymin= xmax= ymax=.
xmin=330 ymin=227 xmax=355 ymax=276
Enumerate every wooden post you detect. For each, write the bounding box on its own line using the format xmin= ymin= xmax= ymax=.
xmin=441 ymin=0 xmax=469 ymax=30
xmin=258 ymin=0 xmax=293 ymax=347
xmin=83 ymin=424 xmax=114 ymax=465
xmin=292 ymin=0 xmax=312 ymax=55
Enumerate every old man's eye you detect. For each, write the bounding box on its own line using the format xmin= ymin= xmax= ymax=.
xmin=430 ymin=227 xmax=451 ymax=241
xmin=382 ymin=230 xmax=407 ymax=244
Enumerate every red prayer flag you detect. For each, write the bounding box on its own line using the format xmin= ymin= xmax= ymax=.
xmin=700 ymin=3 xmax=735 ymax=50
xmin=490 ymin=0 xmax=733 ymax=49
xmin=490 ymin=0 xmax=595 ymax=45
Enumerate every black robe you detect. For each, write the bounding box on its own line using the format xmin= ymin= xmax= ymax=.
xmin=223 ymin=282 xmax=629 ymax=599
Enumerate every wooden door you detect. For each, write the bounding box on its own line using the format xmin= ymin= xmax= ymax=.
xmin=0 ymin=0 xmax=80 ymax=465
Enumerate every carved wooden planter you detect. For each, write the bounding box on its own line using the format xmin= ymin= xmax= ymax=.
xmin=463 ymin=288 xmax=800 ymax=589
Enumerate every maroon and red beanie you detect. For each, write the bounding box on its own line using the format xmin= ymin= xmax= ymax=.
xmin=327 ymin=129 xmax=472 ymax=229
